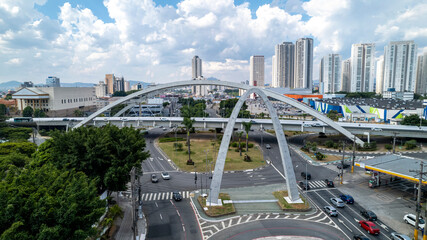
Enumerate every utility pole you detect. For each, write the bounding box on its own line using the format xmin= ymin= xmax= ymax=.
xmin=409 ymin=162 xmax=427 ymax=240
xmin=351 ymin=136 xmax=356 ymax=173
xmin=130 ymin=167 xmax=137 ymax=240
xmin=341 ymin=141 xmax=345 ymax=184
xmin=393 ymin=133 xmax=397 ymax=154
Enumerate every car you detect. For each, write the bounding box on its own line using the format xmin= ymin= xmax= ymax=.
xmin=151 ymin=174 xmax=158 ymax=183
xmin=265 ymin=144 xmax=271 ymax=149
xmin=371 ymin=127 xmax=382 ymax=131
xmin=312 ymin=123 xmax=322 ymax=127
xmin=323 ymin=206 xmax=338 ymax=217
xmin=360 ymin=210 xmax=377 ymax=221
xmin=303 ymin=124 xmax=312 ymax=127
xmin=298 ymin=181 xmax=310 ymax=190
xmin=390 ymin=232 xmax=411 ymax=240
xmin=325 ymin=179 xmax=334 ymax=187
xmin=161 ymin=172 xmax=170 ymax=180
xmin=62 ymin=118 xmax=70 ymax=121
xmin=330 ymin=197 xmax=345 ymax=207
xmin=160 ymin=117 xmax=168 ymax=121
xmin=359 ymin=220 xmax=380 ymax=235
xmin=301 ymin=171 xmax=311 ymax=180
xmin=403 ymin=213 xmax=425 ymax=229
xmin=172 ymin=191 xmax=182 ymax=201
xmin=337 ymin=162 xmax=351 ymax=169
xmin=340 ymin=194 xmax=354 ymax=204
xmin=353 ymin=234 xmax=370 ymax=240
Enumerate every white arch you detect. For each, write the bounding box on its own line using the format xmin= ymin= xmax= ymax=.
xmin=73 ymin=80 xmax=363 ymax=144
xmin=209 ymin=88 xmax=300 ymax=205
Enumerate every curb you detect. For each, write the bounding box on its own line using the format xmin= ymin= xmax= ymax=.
xmin=316 ymin=146 xmax=427 ymax=155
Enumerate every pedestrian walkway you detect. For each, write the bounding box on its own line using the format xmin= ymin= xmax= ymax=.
xmin=141 ymin=191 xmax=191 ymax=201
xmin=308 ymin=180 xmax=328 ymax=189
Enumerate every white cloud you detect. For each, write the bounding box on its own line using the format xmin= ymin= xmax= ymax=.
xmin=6 ymin=58 xmax=22 ymax=64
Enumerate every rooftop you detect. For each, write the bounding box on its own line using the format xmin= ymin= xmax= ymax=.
xmin=316 ymin=97 xmax=423 ymax=110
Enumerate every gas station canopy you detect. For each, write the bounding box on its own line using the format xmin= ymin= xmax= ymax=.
xmin=355 ymin=154 xmax=427 ymax=184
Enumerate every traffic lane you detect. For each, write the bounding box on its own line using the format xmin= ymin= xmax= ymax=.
xmin=313 ymin=189 xmax=393 ymax=240
xmin=209 ymin=218 xmax=346 ymax=240
xmin=144 ymin=200 xmax=185 ymax=240
xmin=140 ymin=172 xmax=197 ymax=193
xmin=172 ymin=199 xmax=203 ymax=240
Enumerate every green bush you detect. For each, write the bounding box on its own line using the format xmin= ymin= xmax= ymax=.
xmin=325 ymin=140 xmax=334 ymax=148
xmin=385 ymin=144 xmax=392 ymax=150
xmin=315 ymin=152 xmax=326 ymax=160
xmin=159 ymin=137 xmax=185 ymax=142
xmin=248 ymin=143 xmax=254 ymax=148
xmin=174 ymin=142 xmax=183 ymax=151
xmin=231 ymin=142 xmax=238 ymax=147
xmin=405 ymin=140 xmax=417 ymax=150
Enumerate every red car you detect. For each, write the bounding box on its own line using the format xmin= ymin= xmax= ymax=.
xmin=359 ymin=220 xmax=380 ymax=235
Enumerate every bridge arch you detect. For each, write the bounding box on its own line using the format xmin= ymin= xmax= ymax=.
xmin=209 ymin=87 xmax=300 ymax=204
xmin=73 ymin=80 xmax=363 ymax=145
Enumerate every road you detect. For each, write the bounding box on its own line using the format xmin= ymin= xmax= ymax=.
xmin=141 ymin=128 xmax=397 ymax=240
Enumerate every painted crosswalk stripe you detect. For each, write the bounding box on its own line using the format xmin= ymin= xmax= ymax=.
xmin=162 ymin=192 xmax=165 ymax=199
xmin=166 ymin=192 xmax=170 ymax=199
xmin=148 ymin=193 xmax=153 ymax=201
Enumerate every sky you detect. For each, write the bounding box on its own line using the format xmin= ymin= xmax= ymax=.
xmin=1 ymin=0 xmax=427 ymax=85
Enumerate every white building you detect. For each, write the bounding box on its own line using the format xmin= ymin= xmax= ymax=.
xmin=192 ymin=55 xmax=204 ymax=95
xmin=131 ymin=82 xmax=144 ymax=91
xmin=12 ymin=87 xmax=96 ymax=116
xmin=383 ymin=40 xmax=417 ymax=93
xmin=416 ymin=52 xmax=427 ymax=95
xmin=375 ymin=56 xmax=384 ymax=95
xmin=341 ymin=58 xmax=351 ymax=92
xmin=46 ymin=76 xmax=60 ymax=87
xmin=294 ymin=38 xmax=313 ymax=89
xmin=274 ymin=42 xmax=295 ymax=88
xmin=124 ymin=81 xmax=131 ymax=92
xmin=250 ymin=55 xmax=265 ymax=87
xmin=272 ymin=55 xmax=278 ymax=87
xmin=383 ymin=91 xmax=414 ymax=101
xmin=350 ymin=43 xmax=375 ymax=92
xmin=95 ymin=81 xmax=107 ymax=98
xmin=320 ymin=54 xmax=342 ymax=93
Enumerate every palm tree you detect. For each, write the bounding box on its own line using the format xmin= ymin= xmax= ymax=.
xmin=182 ymin=117 xmax=195 ymax=164
xmin=242 ymin=121 xmax=252 ymax=152
xmin=237 ymin=131 xmax=244 ymax=156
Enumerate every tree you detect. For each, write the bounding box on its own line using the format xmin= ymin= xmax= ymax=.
xmin=163 ymin=102 xmax=170 ymax=107
xmin=327 ymin=110 xmax=342 ymax=121
xmin=73 ymin=109 xmax=84 ymax=117
xmin=237 ymin=131 xmax=243 ymax=156
xmin=385 ymin=144 xmax=392 ymax=151
xmin=22 ymin=106 xmax=33 ymax=117
xmin=0 ymin=104 xmax=6 ymax=116
xmin=182 ymin=117 xmax=195 ymax=165
xmin=33 ymin=109 xmax=46 ymax=118
xmin=242 ymin=121 xmax=252 ymax=152
xmin=112 ymin=91 xmax=126 ymax=96
xmin=110 ymin=104 xmax=126 ymax=117
xmin=405 ymin=139 xmax=417 ymax=150
xmin=401 ymin=114 xmax=427 ymax=126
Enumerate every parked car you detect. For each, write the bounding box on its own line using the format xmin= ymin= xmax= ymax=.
xmin=151 ymin=174 xmax=159 ymax=183
xmin=360 ymin=210 xmax=377 ymax=221
xmin=172 ymin=191 xmax=182 ymax=201
xmin=353 ymin=235 xmax=370 ymax=240
xmin=359 ymin=220 xmax=380 ymax=235
xmin=403 ymin=213 xmax=425 ymax=229
xmin=330 ymin=197 xmax=345 ymax=208
xmin=312 ymin=123 xmax=322 ymax=127
xmin=161 ymin=172 xmax=170 ymax=180
xmin=301 ymin=171 xmax=311 ymax=180
xmin=337 ymin=163 xmax=351 ymax=169
xmin=325 ymin=179 xmax=334 ymax=187
xmin=323 ymin=206 xmax=338 ymax=217
xmin=390 ymin=232 xmax=411 ymax=240
xmin=340 ymin=194 xmax=354 ymax=204
xmin=298 ymin=181 xmax=310 ymax=190
xmin=62 ymin=118 xmax=70 ymax=121
xmin=265 ymin=144 xmax=271 ymax=149
xmin=371 ymin=127 xmax=382 ymax=131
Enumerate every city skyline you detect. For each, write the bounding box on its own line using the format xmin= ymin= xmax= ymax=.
xmin=1 ymin=0 xmax=427 ymax=85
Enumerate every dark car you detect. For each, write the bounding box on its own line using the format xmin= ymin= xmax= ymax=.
xmin=301 ymin=171 xmax=311 ymax=180
xmin=151 ymin=174 xmax=158 ymax=183
xmin=340 ymin=194 xmax=354 ymax=204
xmin=173 ymin=191 xmax=182 ymax=201
xmin=337 ymin=163 xmax=351 ymax=169
xmin=361 ymin=210 xmax=377 ymax=221
xmin=298 ymin=181 xmax=310 ymax=190
xmin=325 ymin=179 xmax=334 ymax=187
xmin=353 ymin=234 xmax=370 ymax=240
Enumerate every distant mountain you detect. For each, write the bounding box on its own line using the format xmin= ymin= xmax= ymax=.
xmin=128 ymin=80 xmax=153 ymax=88
xmin=206 ymin=77 xmax=220 ymax=81
xmin=61 ymin=82 xmax=96 ymax=87
xmin=0 ymin=81 xmax=22 ymax=91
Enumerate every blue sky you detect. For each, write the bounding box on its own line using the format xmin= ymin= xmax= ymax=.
xmin=1 ymin=0 xmax=426 ymax=84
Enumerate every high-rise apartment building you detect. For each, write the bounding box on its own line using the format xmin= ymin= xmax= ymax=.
xmin=46 ymin=76 xmax=60 ymax=87
xmin=416 ymin=52 xmax=427 ymax=95
xmin=274 ymin=42 xmax=295 ymax=88
xmin=350 ymin=43 xmax=375 ymax=92
xmin=105 ymin=74 xmax=115 ymax=95
xmin=114 ymin=76 xmax=125 ymax=92
xmin=272 ymin=55 xmax=278 ymax=87
xmin=95 ymin=81 xmax=107 ymax=98
xmin=294 ymin=38 xmax=313 ymax=89
xmin=250 ymin=56 xmax=265 ymax=87
xmin=383 ymin=41 xmax=417 ymax=93
xmin=341 ymin=58 xmax=351 ymax=92
xmin=192 ymin=56 xmax=203 ymax=95
xmin=320 ymin=54 xmax=342 ymax=93
xmin=375 ymin=56 xmax=384 ymax=95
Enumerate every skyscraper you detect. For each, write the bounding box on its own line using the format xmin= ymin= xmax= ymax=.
xmin=250 ymin=56 xmax=265 ymax=87
xmin=375 ymin=56 xmax=384 ymax=95
xmin=114 ymin=76 xmax=125 ymax=92
xmin=341 ymin=58 xmax=351 ymax=92
xmin=416 ymin=52 xmax=427 ymax=95
xmin=192 ymin=56 xmax=202 ymax=79
xmin=271 ymin=55 xmax=278 ymax=87
xmin=105 ymin=74 xmax=115 ymax=95
xmin=320 ymin=54 xmax=342 ymax=93
xmin=383 ymin=41 xmax=417 ymax=93
xmin=46 ymin=76 xmax=60 ymax=87
xmin=350 ymin=43 xmax=375 ymax=93
xmin=274 ymin=42 xmax=295 ymax=88
xmin=294 ymin=38 xmax=313 ymax=89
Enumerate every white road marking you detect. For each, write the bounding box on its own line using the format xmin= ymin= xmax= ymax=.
xmin=160 ymin=213 xmax=163 ymax=220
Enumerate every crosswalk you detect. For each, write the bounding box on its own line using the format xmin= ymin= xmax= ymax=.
xmin=307 ymin=180 xmax=328 ymax=189
xmin=141 ymin=191 xmax=191 ymax=201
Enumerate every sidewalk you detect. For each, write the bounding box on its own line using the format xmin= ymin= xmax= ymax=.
xmin=114 ymin=192 xmax=147 ymax=240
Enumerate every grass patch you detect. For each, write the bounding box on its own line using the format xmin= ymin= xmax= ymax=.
xmin=159 ymin=137 xmax=186 ymax=143
xmin=273 ymin=191 xmax=310 ymax=211
xmin=158 ymin=138 xmax=265 ymax=172
xmin=197 ymin=193 xmax=236 ymax=217
xmin=308 ymin=154 xmax=343 ymax=162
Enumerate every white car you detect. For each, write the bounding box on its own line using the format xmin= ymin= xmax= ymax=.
xmin=161 ymin=172 xmax=171 ymax=180
xmin=330 ymin=198 xmax=345 ymax=208
xmin=403 ymin=213 xmax=425 ymax=229
xmin=371 ymin=127 xmax=382 ymax=131
xmin=391 ymin=232 xmax=411 ymax=240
